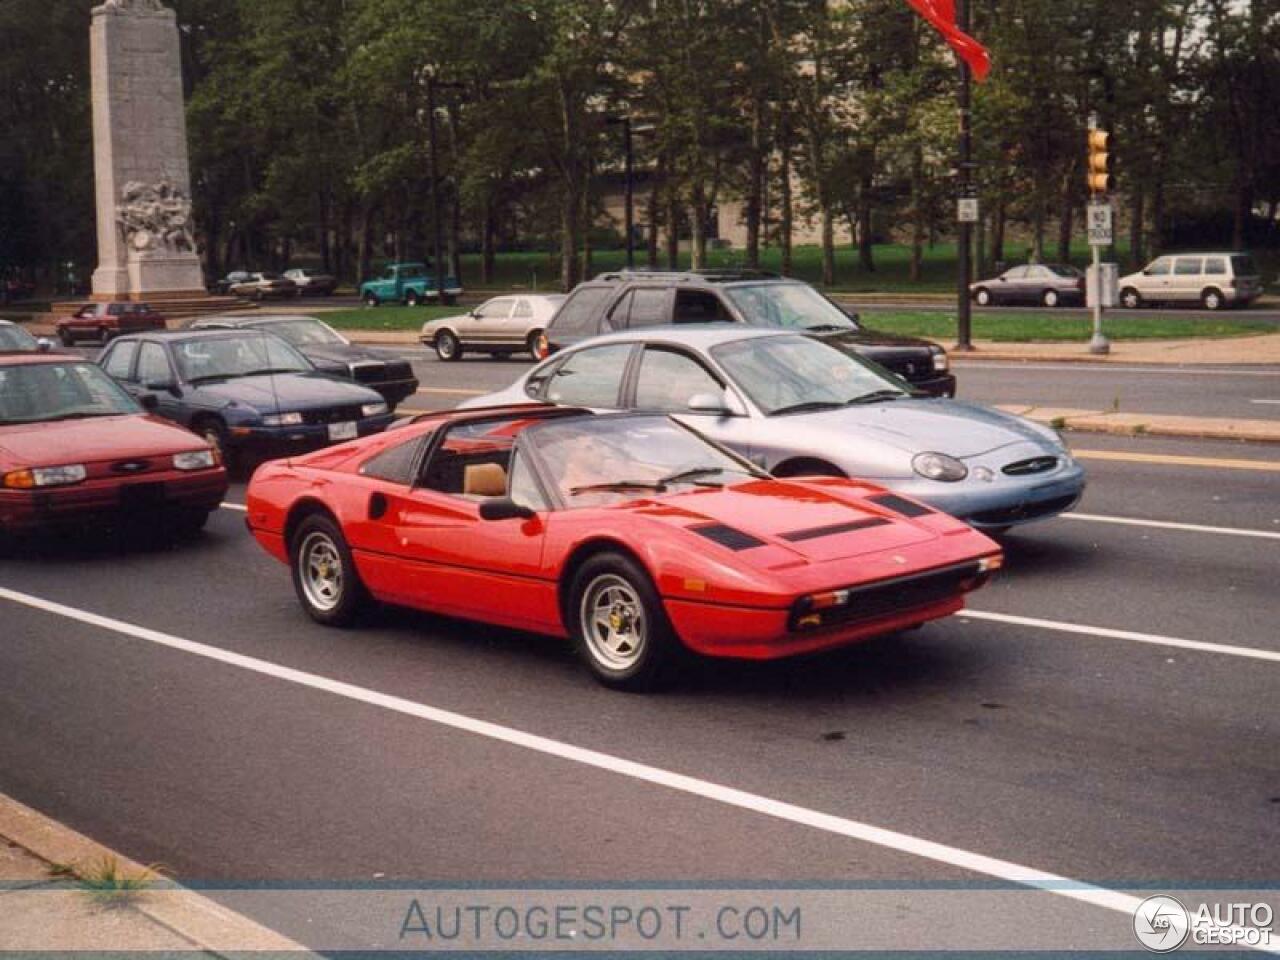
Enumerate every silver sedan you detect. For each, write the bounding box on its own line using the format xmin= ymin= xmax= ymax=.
xmin=420 ymin=294 xmax=565 ymax=362
xmin=462 ymin=326 xmax=1086 ymax=531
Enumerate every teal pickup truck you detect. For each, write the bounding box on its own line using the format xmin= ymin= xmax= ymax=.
xmin=359 ymin=262 xmax=463 ymax=307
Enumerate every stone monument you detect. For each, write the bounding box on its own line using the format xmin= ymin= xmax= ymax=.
xmin=90 ymin=0 xmax=205 ymax=300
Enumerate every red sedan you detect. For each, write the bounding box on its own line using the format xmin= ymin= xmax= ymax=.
xmin=55 ymin=302 xmax=166 ymax=346
xmin=0 ymin=354 xmax=227 ymax=536
xmin=246 ymin=406 xmax=1001 ymax=690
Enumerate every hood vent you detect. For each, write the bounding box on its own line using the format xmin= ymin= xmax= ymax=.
xmin=691 ymin=523 xmax=765 ymax=551
xmin=868 ymin=493 xmax=933 ymax=518
xmin=780 ymin=517 xmax=890 ymax=542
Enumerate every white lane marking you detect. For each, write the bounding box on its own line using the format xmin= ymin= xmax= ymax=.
xmin=221 ymin=502 xmax=247 ymax=512
xmin=4 ymin=585 xmax=1270 ymax=946
xmin=957 ymin=362 xmax=1280 ymax=377
xmin=963 ymin=610 xmax=1280 ymax=664
xmin=1063 ymin=512 xmax=1280 ymax=540
xmin=1250 ymin=399 xmax=1280 ymax=405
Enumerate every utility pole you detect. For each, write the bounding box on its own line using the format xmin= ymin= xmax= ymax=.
xmin=955 ymin=0 xmax=976 ymax=351
xmin=426 ymin=74 xmax=445 ymax=303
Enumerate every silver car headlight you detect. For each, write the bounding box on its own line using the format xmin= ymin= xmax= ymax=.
xmin=912 ymin=452 xmax=968 ymax=482
xmin=362 ymin=401 xmax=389 ymax=417
xmin=262 ymin=412 xmax=304 ymax=427
xmin=173 ymin=450 xmax=217 ymax=471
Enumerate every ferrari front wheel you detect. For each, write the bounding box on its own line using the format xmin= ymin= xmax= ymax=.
xmin=291 ymin=513 xmax=367 ymax=626
xmin=569 ymin=553 xmax=679 ymax=691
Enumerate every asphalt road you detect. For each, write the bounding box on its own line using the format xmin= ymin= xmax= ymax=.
xmin=0 ymin=428 xmax=1277 ymax=950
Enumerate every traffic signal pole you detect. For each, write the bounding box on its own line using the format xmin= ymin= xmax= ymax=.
xmin=955 ymin=0 xmax=974 ymax=351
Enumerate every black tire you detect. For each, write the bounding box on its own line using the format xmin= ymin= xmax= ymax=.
xmin=442 ymin=294 xmax=456 ymax=307
xmin=435 ymin=330 xmax=462 ymax=362
xmin=1120 ymin=287 xmax=1142 ymax=309
xmin=568 ymin=552 xmax=680 ymax=691
xmin=773 ymin=458 xmax=846 ymax=479
xmin=1041 ymin=289 xmax=1060 ymax=308
xmin=526 ymin=330 xmax=545 ymax=358
xmin=290 ymin=513 xmax=368 ymax=626
xmin=405 ymin=290 xmax=421 ymax=307
xmin=1201 ymin=287 xmax=1224 ymax=311
xmin=974 ymin=288 xmax=991 ymax=306
xmin=363 ymin=292 xmax=379 ymax=308
xmin=194 ymin=418 xmax=235 ymax=470
xmin=58 ymin=328 xmax=74 ymax=347
xmin=98 ymin=326 xmax=112 ymax=344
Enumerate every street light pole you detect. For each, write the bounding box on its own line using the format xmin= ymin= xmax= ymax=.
xmin=955 ymin=0 xmax=974 ymax=351
xmin=427 ymin=74 xmax=444 ymax=303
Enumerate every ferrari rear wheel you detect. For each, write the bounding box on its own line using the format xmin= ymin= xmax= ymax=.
xmin=291 ymin=514 xmax=367 ymax=626
xmin=570 ymin=553 xmax=679 ymax=691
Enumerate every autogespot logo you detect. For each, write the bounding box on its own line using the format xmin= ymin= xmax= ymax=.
xmin=1134 ymin=896 xmax=1191 ymax=952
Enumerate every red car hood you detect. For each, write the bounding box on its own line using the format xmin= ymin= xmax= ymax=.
xmin=0 ymin=414 xmax=205 ymax=468
xmin=634 ymin=479 xmax=937 ymax=563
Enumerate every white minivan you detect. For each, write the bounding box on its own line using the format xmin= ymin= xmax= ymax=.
xmin=1118 ymin=252 xmax=1262 ymax=310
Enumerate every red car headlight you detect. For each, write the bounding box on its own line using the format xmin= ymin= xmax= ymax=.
xmin=3 ymin=464 xmax=88 ymax=489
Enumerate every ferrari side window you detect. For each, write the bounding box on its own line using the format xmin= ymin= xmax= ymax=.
xmin=418 ymin=421 xmax=517 ymax=498
xmin=360 ymin=436 xmax=425 ymax=485
xmin=508 ymin=450 xmax=548 ymax=512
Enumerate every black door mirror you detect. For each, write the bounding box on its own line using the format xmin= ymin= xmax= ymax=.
xmin=479 ymin=498 xmax=536 ymax=521
xmin=137 ymin=393 xmax=159 ymax=411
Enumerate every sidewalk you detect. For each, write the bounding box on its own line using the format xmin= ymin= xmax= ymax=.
xmin=0 ymin=792 xmax=309 ymax=955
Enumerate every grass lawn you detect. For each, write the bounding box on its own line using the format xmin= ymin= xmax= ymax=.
xmin=324 ymin=303 xmax=1272 ymax=341
xmin=863 ymin=311 xmax=1275 ymax=342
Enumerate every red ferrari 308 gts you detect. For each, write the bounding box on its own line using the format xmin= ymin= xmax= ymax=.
xmin=246 ymin=405 xmax=1002 ymax=690
xmin=0 ymin=354 xmax=227 ymax=536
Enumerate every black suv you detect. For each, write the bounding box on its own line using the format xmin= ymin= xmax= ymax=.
xmin=542 ymin=270 xmax=955 ymax=396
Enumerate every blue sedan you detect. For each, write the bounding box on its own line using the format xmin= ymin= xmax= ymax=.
xmin=98 ymin=330 xmax=396 ymax=465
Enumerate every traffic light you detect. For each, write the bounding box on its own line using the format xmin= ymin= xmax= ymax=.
xmin=1087 ymin=128 xmax=1115 ymax=194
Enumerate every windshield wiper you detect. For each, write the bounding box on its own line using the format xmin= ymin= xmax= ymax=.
xmin=847 ymin=389 xmax=906 ymax=405
xmin=804 ymin=323 xmax=849 ymax=333
xmin=657 ymin=466 xmax=731 ymax=488
xmin=245 ymin=367 xmax=304 ymax=377
xmin=42 ymin=411 xmax=118 ymax=422
xmin=186 ymin=373 xmax=233 ymax=384
xmin=570 ymin=480 xmax=665 ymax=495
xmin=770 ymin=399 xmax=848 ymax=416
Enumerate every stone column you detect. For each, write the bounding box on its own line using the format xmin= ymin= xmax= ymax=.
xmin=90 ymin=0 xmax=205 ymax=300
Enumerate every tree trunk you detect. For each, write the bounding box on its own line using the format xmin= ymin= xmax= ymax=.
xmin=357 ymin=204 xmax=374 ymax=285
xmin=560 ymin=183 xmax=580 ymax=292
xmin=1128 ymin=186 xmax=1145 ymax=268
xmin=778 ymin=133 xmax=793 ymax=277
xmin=318 ymin=193 xmax=332 ymax=274
xmin=1232 ymin=181 xmax=1252 ymax=250
xmin=1056 ymin=180 xmax=1074 ymax=264
xmin=1150 ymin=179 xmax=1165 ymax=255
xmin=909 ymin=147 xmax=924 ymax=282
xmin=480 ymin=194 xmax=495 ymax=285
xmin=646 ymin=164 xmax=661 ymax=270
xmin=1031 ymin=200 xmax=1045 ymax=263
xmin=665 ymin=175 xmax=680 ymax=270
xmin=991 ymin=198 xmax=1006 ymax=266
xmin=744 ymin=98 xmax=764 ymax=268
xmin=857 ymin=179 xmax=875 ymax=273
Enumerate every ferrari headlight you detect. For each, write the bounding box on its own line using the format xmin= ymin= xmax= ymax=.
xmin=361 ymin=401 xmax=389 ymax=418
xmin=931 ymin=348 xmax=949 ymax=372
xmin=912 ymin=451 xmax=968 ymax=482
xmin=173 ymin=450 xmax=216 ymax=471
xmin=3 ymin=464 xmax=88 ymax=489
xmin=262 ymin=412 xmax=304 ymax=427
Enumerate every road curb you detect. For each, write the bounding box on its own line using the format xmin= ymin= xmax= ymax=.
xmin=995 ymin=405 xmax=1280 ymax=445
xmin=0 ymin=792 xmax=312 ymax=956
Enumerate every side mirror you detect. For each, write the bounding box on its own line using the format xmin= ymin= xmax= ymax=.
xmin=686 ymin=392 xmax=732 ymax=415
xmin=137 ymin=393 xmax=159 ymax=411
xmin=479 ymin=498 xmax=535 ymax=521
xmin=145 ymin=379 xmax=177 ymax=395
xmin=36 ymin=337 xmax=52 ymax=353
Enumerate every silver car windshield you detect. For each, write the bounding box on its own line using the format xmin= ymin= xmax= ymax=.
xmin=529 ymin=415 xmax=758 ymax=507
xmin=711 ymin=335 xmax=910 ymax=416
xmin=722 ymin=283 xmax=855 ymax=331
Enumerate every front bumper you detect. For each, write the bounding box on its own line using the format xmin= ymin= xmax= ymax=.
xmin=0 ymin=469 xmax=228 ymax=532
xmin=366 ymin=378 xmax=419 ymax=407
xmin=908 ymin=372 xmax=956 ymax=398
xmin=887 ymin=457 xmax=1086 ymax=529
xmin=226 ymin=413 xmax=397 ymax=452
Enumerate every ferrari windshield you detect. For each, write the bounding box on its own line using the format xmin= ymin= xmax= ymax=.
xmin=171 ymin=334 xmax=312 ymax=381
xmin=711 ymin=334 xmax=911 ymax=416
xmin=254 ymin=318 xmax=346 ymax=347
xmin=530 ymin=416 xmax=759 ymax=506
xmin=0 ymin=361 xmax=140 ymax=424
xmin=722 ymin=282 xmax=856 ymax=331
xmin=0 ymin=324 xmax=38 ymax=352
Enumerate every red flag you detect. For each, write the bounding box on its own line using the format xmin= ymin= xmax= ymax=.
xmin=906 ymin=0 xmax=992 ymax=81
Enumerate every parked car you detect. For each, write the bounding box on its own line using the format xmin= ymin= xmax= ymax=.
xmin=542 ymin=270 xmax=955 ymax=397
xmin=212 ymin=271 xmax=253 ymax=295
xmin=464 ymin=327 xmax=1086 ymax=532
xmin=55 ymin=302 xmax=166 ymax=345
xmin=0 ymin=320 xmax=52 ymax=354
xmin=245 ymin=405 xmax=1001 ymax=689
xmin=0 ymin=353 xmax=226 ymax=536
xmin=420 ymin=294 xmax=566 ymax=361
xmin=226 ymin=271 xmax=298 ymax=301
xmin=97 ymin=330 xmax=395 ymax=466
xmin=189 ymin=314 xmax=419 ymax=409
xmin=1 ymin=274 xmax=35 ymax=304
xmin=970 ymin=264 xmax=1084 ymax=307
xmin=359 ymin=262 xmax=463 ymax=307
xmin=1118 ymin=252 xmax=1262 ymax=310
xmin=283 ymin=268 xmax=338 ymax=297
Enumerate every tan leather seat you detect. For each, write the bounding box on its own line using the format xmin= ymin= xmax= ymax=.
xmin=463 ymin=462 xmax=507 ymax=497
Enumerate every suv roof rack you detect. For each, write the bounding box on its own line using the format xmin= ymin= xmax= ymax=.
xmin=591 ymin=268 xmax=781 ymax=284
